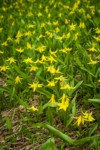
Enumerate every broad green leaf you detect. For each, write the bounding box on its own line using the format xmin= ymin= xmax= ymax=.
xmin=16 ymin=97 xmax=29 ymax=108
xmin=14 ymin=65 xmax=29 ymax=78
xmin=39 ymin=138 xmax=57 ymax=150
xmin=88 ymin=98 xmax=100 ymax=103
xmin=69 ymin=80 xmax=83 ymax=96
xmin=43 ymin=103 xmax=57 ymax=110
xmin=45 ymin=124 xmax=74 ymax=145
xmin=75 ymin=134 xmax=100 ymax=145
xmin=0 ymin=86 xmax=7 ymax=92
xmin=5 ymin=117 xmax=12 ymax=130
xmin=37 ymin=88 xmax=51 ymax=98
xmin=80 ymin=66 xmax=95 ymax=77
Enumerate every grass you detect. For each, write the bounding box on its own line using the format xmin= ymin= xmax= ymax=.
xmin=0 ymin=0 xmax=100 ymax=149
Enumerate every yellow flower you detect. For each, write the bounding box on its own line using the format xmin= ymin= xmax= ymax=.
xmin=45 ymin=31 xmax=51 ymax=35
xmin=47 ymin=80 xmax=56 ymax=87
xmin=93 ymin=36 xmax=100 ymax=42
xmin=55 ymin=75 xmax=67 ymax=82
xmin=79 ymin=22 xmax=85 ymax=28
xmin=28 ymin=106 xmax=38 ymax=111
xmin=15 ymin=38 xmax=20 ymax=44
xmin=37 ymin=46 xmax=46 ymax=53
xmin=47 ymin=55 xmax=57 ymax=63
xmin=45 ymin=6 xmax=49 ymax=13
xmin=27 ymin=42 xmax=33 ymax=50
xmin=27 ymin=24 xmax=34 ymax=28
xmin=0 ymin=65 xmax=10 ymax=71
xmin=39 ymin=54 xmax=47 ymax=63
xmin=24 ymin=31 xmax=32 ymax=37
xmin=7 ymin=57 xmax=16 ymax=64
xmin=88 ymin=60 xmax=99 ymax=65
xmin=58 ymin=13 xmax=62 ymax=17
xmin=74 ymin=116 xmax=85 ymax=126
xmin=73 ymin=1 xmax=80 ymax=11
xmin=78 ymin=8 xmax=85 ymax=14
xmin=65 ymin=19 xmax=69 ymax=25
xmin=49 ymin=32 xmax=53 ymax=38
xmin=29 ymin=82 xmax=43 ymax=91
xmin=55 ymin=27 xmax=60 ymax=33
xmin=69 ymin=23 xmax=76 ymax=31
xmin=87 ymin=14 xmax=91 ymax=19
xmin=98 ymin=79 xmax=100 ymax=82
xmin=48 ymin=13 xmax=51 ymax=18
xmin=30 ymin=66 xmax=38 ymax=72
xmin=57 ymin=94 xmax=69 ymax=111
xmin=1 ymin=41 xmax=8 ymax=46
xmin=56 ymin=36 xmax=63 ymax=40
xmin=47 ymin=66 xmax=60 ymax=74
xmin=74 ymin=32 xmax=79 ymax=40
xmin=16 ymin=31 xmax=23 ymax=39
xmin=82 ymin=111 xmax=95 ymax=122
xmin=95 ymin=28 xmax=100 ymax=34
xmin=50 ymin=49 xmax=57 ymax=57
xmin=27 ymin=12 xmax=33 ymax=17
xmin=0 ymin=50 xmax=4 ymax=54
xmin=60 ymin=84 xmax=73 ymax=90
xmin=53 ymin=21 xmax=59 ymax=26
xmin=23 ymin=57 xmax=33 ymax=64
xmin=88 ymin=47 xmax=97 ymax=52
xmin=60 ymin=48 xmax=72 ymax=53
xmin=15 ymin=76 xmax=22 ymax=84
xmin=7 ymin=36 xmax=12 ymax=41
xmin=39 ymin=34 xmax=45 ymax=39
xmin=38 ymin=12 xmax=42 ymax=17
xmin=74 ymin=111 xmax=95 ymax=126
xmin=59 ymin=94 xmax=68 ymax=101
xmin=16 ymin=48 xmax=24 ymax=53
xmin=48 ymin=94 xmax=56 ymax=106
xmin=41 ymin=23 xmax=45 ymax=28
xmin=65 ymin=32 xmax=71 ymax=39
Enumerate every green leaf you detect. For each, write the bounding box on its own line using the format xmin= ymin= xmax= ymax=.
xmin=37 ymin=88 xmax=51 ymax=98
xmin=66 ymin=93 xmax=77 ymax=127
xmin=16 ymin=97 xmax=29 ymax=108
xmin=0 ymin=86 xmax=7 ymax=92
xmin=43 ymin=103 xmax=57 ymax=110
xmin=5 ymin=117 xmax=12 ymax=130
xmin=69 ymin=81 xmax=83 ymax=96
xmin=75 ymin=134 xmax=100 ymax=145
xmin=57 ymin=58 xmax=65 ymax=65
xmin=39 ymin=138 xmax=57 ymax=150
xmin=14 ymin=65 xmax=29 ymax=78
xmin=88 ymin=98 xmax=100 ymax=103
xmin=45 ymin=124 xmax=74 ymax=145
xmin=80 ymin=66 xmax=96 ymax=77
xmin=36 ymin=67 xmax=43 ymax=77
xmin=89 ymin=123 xmax=98 ymax=136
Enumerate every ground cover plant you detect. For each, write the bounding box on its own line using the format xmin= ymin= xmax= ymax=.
xmin=0 ymin=0 xmax=100 ymax=149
